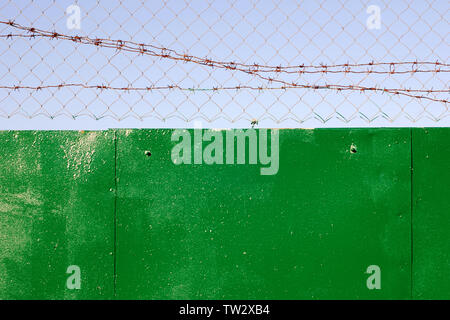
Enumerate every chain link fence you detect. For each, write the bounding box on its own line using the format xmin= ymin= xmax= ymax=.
xmin=0 ymin=0 xmax=448 ymax=127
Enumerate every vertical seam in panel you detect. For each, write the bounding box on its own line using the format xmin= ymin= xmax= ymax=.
xmin=113 ymin=129 xmax=118 ymax=298
xmin=410 ymin=128 xmax=414 ymax=300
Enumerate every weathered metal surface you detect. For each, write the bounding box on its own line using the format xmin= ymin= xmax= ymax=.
xmin=7 ymin=128 xmax=450 ymax=299
xmin=0 ymin=131 xmax=115 ymax=299
xmin=412 ymin=128 xmax=450 ymax=299
xmin=115 ymin=129 xmax=411 ymax=299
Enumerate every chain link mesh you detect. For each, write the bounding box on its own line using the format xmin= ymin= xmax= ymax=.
xmin=0 ymin=0 xmax=448 ymax=126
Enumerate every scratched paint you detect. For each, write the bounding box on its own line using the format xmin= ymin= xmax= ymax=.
xmin=0 ymin=131 xmax=115 ymax=299
xmin=0 ymin=129 xmax=449 ymax=299
xmin=412 ymin=128 xmax=450 ymax=300
xmin=115 ymin=129 xmax=411 ymax=299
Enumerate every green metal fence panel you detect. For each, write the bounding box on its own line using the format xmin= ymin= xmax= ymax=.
xmin=7 ymin=128 xmax=440 ymax=299
xmin=0 ymin=131 xmax=115 ymax=299
xmin=412 ymin=128 xmax=450 ymax=300
xmin=116 ymin=129 xmax=411 ymax=299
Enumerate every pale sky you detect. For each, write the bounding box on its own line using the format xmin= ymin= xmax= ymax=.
xmin=0 ymin=0 xmax=448 ymax=129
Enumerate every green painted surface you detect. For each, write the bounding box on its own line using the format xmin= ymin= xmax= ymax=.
xmin=116 ymin=129 xmax=411 ymax=299
xmin=2 ymin=128 xmax=449 ymax=299
xmin=412 ymin=128 xmax=450 ymax=299
xmin=0 ymin=131 xmax=115 ymax=299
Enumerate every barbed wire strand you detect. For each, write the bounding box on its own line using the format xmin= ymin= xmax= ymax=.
xmin=1 ymin=20 xmax=449 ymax=76
xmin=1 ymin=83 xmax=447 ymax=104
xmin=0 ymin=20 xmax=448 ymax=105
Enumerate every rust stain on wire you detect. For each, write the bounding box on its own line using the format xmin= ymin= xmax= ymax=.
xmin=0 ymin=20 xmax=448 ymax=105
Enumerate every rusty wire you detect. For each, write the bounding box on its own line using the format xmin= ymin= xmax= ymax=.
xmin=0 ymin=83 xmax=447 ymax=104
xmin=1 ymin=21 xmax=449 ymax=76
xmin=0 ymin=1 xmax=448 ymax=124
xmin=0 ymin=20 xmax=448 ymax=104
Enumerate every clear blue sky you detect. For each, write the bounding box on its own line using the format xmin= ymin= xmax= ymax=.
xmin=0 ymin=0 xmax=448 ymax=129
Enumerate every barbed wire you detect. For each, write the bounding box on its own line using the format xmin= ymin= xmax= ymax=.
xmin=0 ymin=20 xmax=448 ymax=105
xmin=0 ymin=1 xmax=448 ymax=124
xmin=1 ymin=20 xmax=449 ymax=76
xmin=1 ymin=83 xmax=447 ymax=104
xmin=2 ymin=33 xmax=449 ymax=78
